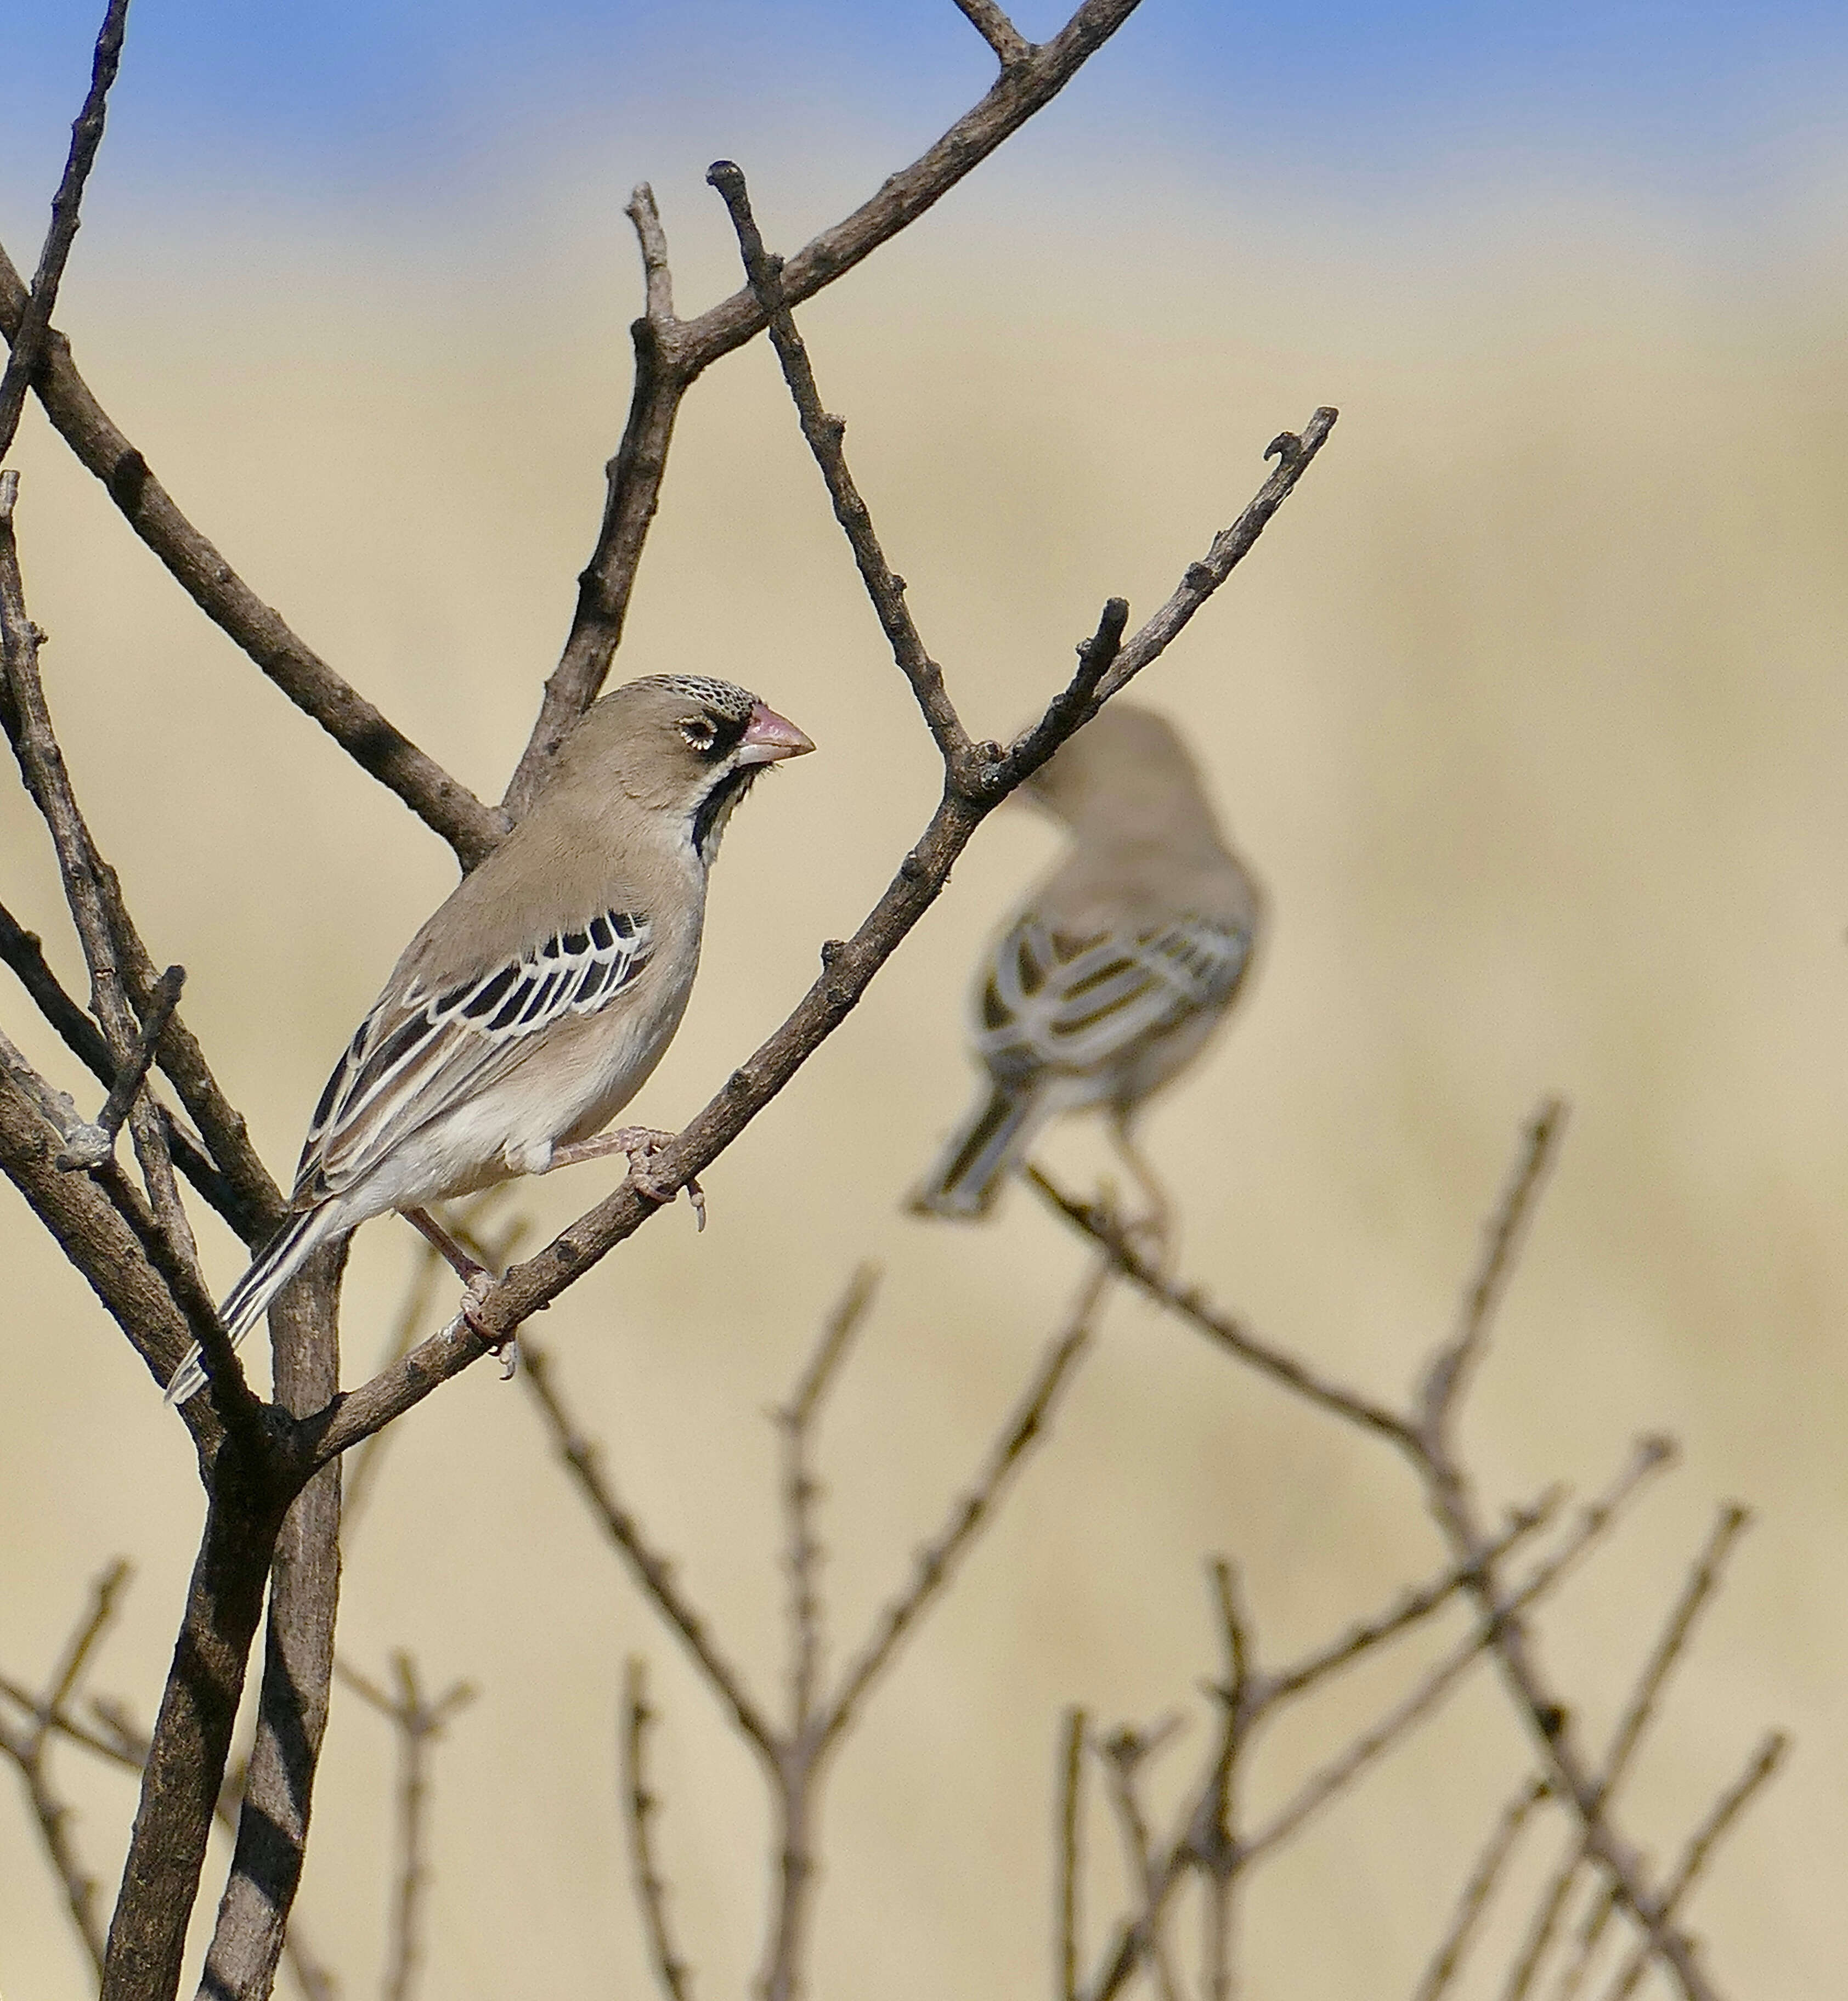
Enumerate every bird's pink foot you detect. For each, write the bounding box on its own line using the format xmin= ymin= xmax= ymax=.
xmin=608 ymin=1126 xmax=707 ymax=1232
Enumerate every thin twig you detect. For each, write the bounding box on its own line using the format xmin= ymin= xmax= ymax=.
xmin=1026 ymin=1166 xmax=1416 ymax=1446
xmin=0 ymin=472 xmax=262 ymax=1435
xmin=1239 ymin=1439 xmax=1669 ymax=1872
xmin=338 ymin=1654 xmax=476 ymax=2001
xmin=819 ymin=1257 xmax=1110 ymax=1751
xmin=779 ymin=1266 xmax=879 ymax=1740
xmin=708 ymin=158 xmax=970 ymax=766
xmin=1099 ymin=1726 xmax=1185 ymax=2001
xmin=1504 ymin=1505 xmax=1753 ymax=2001
xmin=1420 ymin=1099 xmax=1566 ymax=1433
xmin=0 ymin=1560 xmax=130 ymax=1976
xmin=1597 ymin=1733 xmax=1787 ymax=2001
xmin=55 ymin=960 xmax=183 ymax=1168
xmin=518 ymin=1343 xmax=779 ymax=1764
xmin=1261 ymin=1492 xmax=1561 ymax=1709
xmin=1058 ymin=1708 xmax=1086 ymax=2001
xmin=0 ymin=0 xmax=131 ymax=465
xmin=1412 ymin=1778 xmax=1552 ymax=2001
xmin=623 ymin=1660 xmax=694 ymax=2001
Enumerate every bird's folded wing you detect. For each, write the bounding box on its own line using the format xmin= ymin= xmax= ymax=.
xmin=298 ymin=908 xmax=653 ymax=1196
xmin=974 ymin=913 xmax=1250 ymax=1076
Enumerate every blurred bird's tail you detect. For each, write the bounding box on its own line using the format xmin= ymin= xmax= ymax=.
xmin=163 ymin=1202 xmax=340 ymax=1407
xmin=908 ymin=1084 xmax=1045 ymax=1220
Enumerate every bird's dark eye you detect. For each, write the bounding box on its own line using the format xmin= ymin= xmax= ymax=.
xmin=679 ymin=714 xmax=719 ymax=756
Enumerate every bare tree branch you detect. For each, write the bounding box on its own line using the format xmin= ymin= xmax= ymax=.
xmin=196 ymin=1251 xmax=345 ymax=2001
xmin=502 ymin=0 xmax=1152 ymax=808
xmin=1504 ymin=1505 xmax=1753 ymax=2001
xmin=708 ymin=159 xmax=970 ymax=766
xmin=951 ymin=0 xmax=1035 ymax=69
xmin=1058 ymin=1708 xmax=1086 ymax=2001
xmin=339 ymin=1655 xmax=476 ymax=2001
xmin=0 ymin=257 xmax=502 ymax=868
xmin=1099 ymin=1725 xmax=1185 ymax=2001
xmin=1412 ymin=1778 xmax=1551 ymax=2001
xmin=1420 ymin=1099 xmax=1565 ymax=1433
xmin=1036 ymin=1097 xmax=1758 ymax=2001
xmin=518 ymin=1343 xmax=779 ymax=1765
xmin=1597 ymin=1733 xmax=1787 ymax=2001
xmin=1026 ymin=1166 xmax=1414 ymax=1445
xmin=0 ymin=0 xmax=129 ymax=465
xmin=820 ymin=1258 xmax=1109 ymax=1751
xmin=0 ymin=1560 xmax=132 ymax=1976
xmin=55 ymin=961 xmax=183 ymax=1169
xmin=622 ymin=1660 xmax=694 ymax=2001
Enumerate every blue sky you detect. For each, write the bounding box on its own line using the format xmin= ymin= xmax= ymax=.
xmin=5 ymin=1 xmax=1848 ymax=244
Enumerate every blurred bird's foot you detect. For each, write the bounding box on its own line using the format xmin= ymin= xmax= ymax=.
xmin=547 ymin=1126 xmax=707 ymax=1231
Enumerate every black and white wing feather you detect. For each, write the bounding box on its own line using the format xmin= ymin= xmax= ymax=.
xmin=973 ymin=912 xmax=1250 ymax=1081
xmin=298 ymin=908 xmax=652 ymax=1197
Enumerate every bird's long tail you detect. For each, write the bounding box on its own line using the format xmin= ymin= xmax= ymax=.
xmin=908 ymin=1084 xmax=1048 ymax=1219
xmin=164 ymin=1202 xmax=340 ymax=1406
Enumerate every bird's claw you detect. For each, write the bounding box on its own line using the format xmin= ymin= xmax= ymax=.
xmin=459 ymin=1269 xmax=517 ymax=1378
xmin=612 ymin=1127 xmax=708 ymax=1232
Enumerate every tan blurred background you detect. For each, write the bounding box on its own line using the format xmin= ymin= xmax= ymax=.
xmin=4 ymin=49 xmax=1848 ymax=2001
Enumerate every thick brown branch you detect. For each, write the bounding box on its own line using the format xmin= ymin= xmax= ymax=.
xmin=951 ymin=0 xmax=1035 ymax=67
xmin=196 ymin=1252 xmax=344 ymax=2001
xmin=101 ymin=1468 xmax=289 ymax=2001
xmin=0 ymin=0 xmax=129 ymax=464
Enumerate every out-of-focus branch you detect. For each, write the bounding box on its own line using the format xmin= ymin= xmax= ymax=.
xmin=520 ymin=1344 xmax=778 ymax=1764
xmin=1026 ymin=1166 xmax=1412 ymax=1445
xmin=1080 ymin=1443 xmax=1668 ymax=2001
xmin=1410 ymin=1777 xmax=1550 ymax=2001
xmin=339 ymin=1654 xmax=476 ymax=2001
xmin=1598 ymin=1732 xmax=1787 ymax=2001
xmin=0 ymin=0 xmax=130 ymax=465
xmin=0 ymin=1560 xmax=131 ymax=1977
xmin=1040 ymin=1098 xmax=1766 ymax=2001
xmin=622 ymin=1660 xmax=695 ymax=2001
xmin=818 ymin=1258 xmax=1109 ymax=1751
xmin=1058 ymin=1708 xmax=1086 ymax=2001
xmin=1502 ymin=1505 xmax=1754 ymax=2001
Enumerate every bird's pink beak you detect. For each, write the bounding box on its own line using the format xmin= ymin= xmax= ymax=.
xmin=737 ymin=702 xmax=815 ymax=766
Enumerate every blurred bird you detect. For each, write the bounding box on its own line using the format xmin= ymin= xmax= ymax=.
xmin=909 ymin=702 xmax=1259 ymax=1233
xmin=167 ymin=673 xmax=813 ymax=1405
